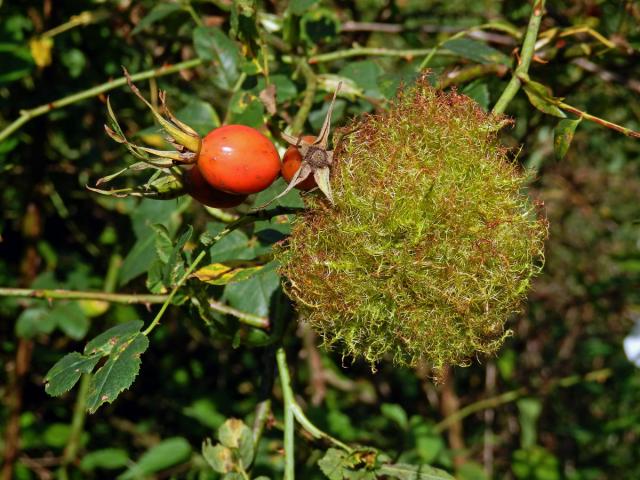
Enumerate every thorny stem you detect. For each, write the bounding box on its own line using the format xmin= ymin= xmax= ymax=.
xmin=492 ymin=0 xmax=546 ymax=115
xmin=276 ymin=347 xmax=353 ymax=479
xmin=0 ymin=58 xmax=203 ymax=143
xmin=434 ymin=368 xmax=611 ymax=433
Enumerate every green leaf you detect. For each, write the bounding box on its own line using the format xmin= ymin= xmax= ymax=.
xmin=218 ymin=418 xmax=254 ymax=467
xmin=202 ymin=440 xmax=235 ymax=474
xmin=462 ymin=81 xmax=490 ymax=111
xmin=86 ymin=333 xmax=149 ymax=413
xmin=118 ymin=437 xmax=192 ymax=479
xmin=553 ymin=117 xmax=581 ymax=160
xmin=175 ymin=98 xmax=221 ymax=136
xmin=182 ymin=398 xmax=226 ymax=430
xmin=84 ymin=320 xmax=144 ymax=356
xmin=132 ymin=3 xmax=183 ymax=35
xmin=49 ymin=302 xmax=90 ymax=340
xmin=339 ymin=60 xmax=384 ymax=98
xmin=0 ymin=43 xmax=34 ymax=84
xmin=193 ymin=27 xmax=241 ymax=90
xmin=377 ymin=463 xmax=454 ymax=479
xmin=208 ymin=224 xmax=257 ymax=262
xmin=381 ymin=403 xmax=409 ymax=430
xmin=15 ymin=307 xmax=56 ymax=338
xmin=162 ymin=225 xmax=192 ymax=286
xmin=517 ymin=397 xmax=542 ymax=449
xmin=456 ymin=461 xmax=489 ymax=480
xmin=152 ymin=224 xmax=173 ymax=263
xmin=193 ymin=262 xmax=266 ymax=285
xmin=443 ymin=38 xmax=510 ymax=65
xmin=80 ymin=448 xmax=130 ymax=471
xmin=119 ymin=199 xmax=184 ymax=286
xmin=318 ymin=448 xmax=354 ymax=480
xmin=44 ymin=352 xmax=101 ymax=397
xmin=226 ymin=91 xmax=266 ymax=127
xmin=223 ymin=261 xmax=280 ymax=317
xmin=522 ymin=81 xmax=566 ymax=118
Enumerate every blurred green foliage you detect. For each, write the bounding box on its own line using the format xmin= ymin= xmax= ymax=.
xmin=1 ymin=0 xmax=639 ymax=479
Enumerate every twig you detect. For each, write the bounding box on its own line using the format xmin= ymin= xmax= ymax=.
xmin=0 ymin=58 xmax=203 ymax=143
xmin=0 ymin=287 xmax=167 ymax=304
xmin=492 ymin=0 xmax=546 ymax=115
xmin=434 ymin=368 xmax=612 ymax=433
xmin=209 ymin=300 xmax=269 ymax=329
xmin=308 ymin=47 xmax=453 ymax=64
xmin=0 ymin=288 xmax=268 ymax=328
xmin=558 ymin=101 xmax=640 ymax=139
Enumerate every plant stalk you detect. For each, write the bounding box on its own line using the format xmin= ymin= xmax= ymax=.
xmin=0 ymin=58 xmax=203 ymax=143
xmin=492 ymin=0 xmax=546 ymax=115
xmin=276 ymin=347 xmax=296 ymax=480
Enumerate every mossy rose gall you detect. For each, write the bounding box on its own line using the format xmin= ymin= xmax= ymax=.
xmin=274 ymin=78 xmax=548 ymax=373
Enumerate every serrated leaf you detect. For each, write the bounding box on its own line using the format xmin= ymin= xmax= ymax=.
xmin=44 ymin=352 xmax=101 ymax=397
xmin=377 ymin=463 xmax=454 ymax=479
xmin=522 ymin=81 xmax=566 ymax=118
xmin=318 ymin=448 xmax=354 ymax=480
xmin=553 ymin=117 xmax=582 ymax=160
xmin=193 ymin=262 xmax=265 ymax=285
xmin=120 ymin=199 xmax=183 ymax=286
xmin=84 ymin=320 xmax=144 ymax=356
xmin=152 ymin=224 xmax=173 ymax=263
xmin=118 ymin=437 xmax=192 ymax=479
xmin=218 ymin=418 xmax=254 ymax=468
xmin=202 ymin=439 xmax=235 ymax=474
xmin=443 ymin=37 xmax=510 ymax=65
xmin=162 ymin=226 xmax=192 ymax=287
xmin=86 ymin=333 xmax=149 ymax=413
xmin=132 ymin=3 xmax=183 ymax=35
xmin=193 ymin=27 xmax=241 ymax=90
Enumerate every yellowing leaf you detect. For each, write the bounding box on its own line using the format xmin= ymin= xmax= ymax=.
xmin=192 ymin=262 xmax=265 ymax=285
xmin=29 ymin=36 xmax=54 ymax=68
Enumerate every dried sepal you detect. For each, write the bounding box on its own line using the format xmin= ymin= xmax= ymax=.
xmin=258 ymin=82 xmax=342 ymax=209
xmin=89 ymin=170 xmax=186 ymax=200
xmin=122 ymin=67 xmax=201 ymax=153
